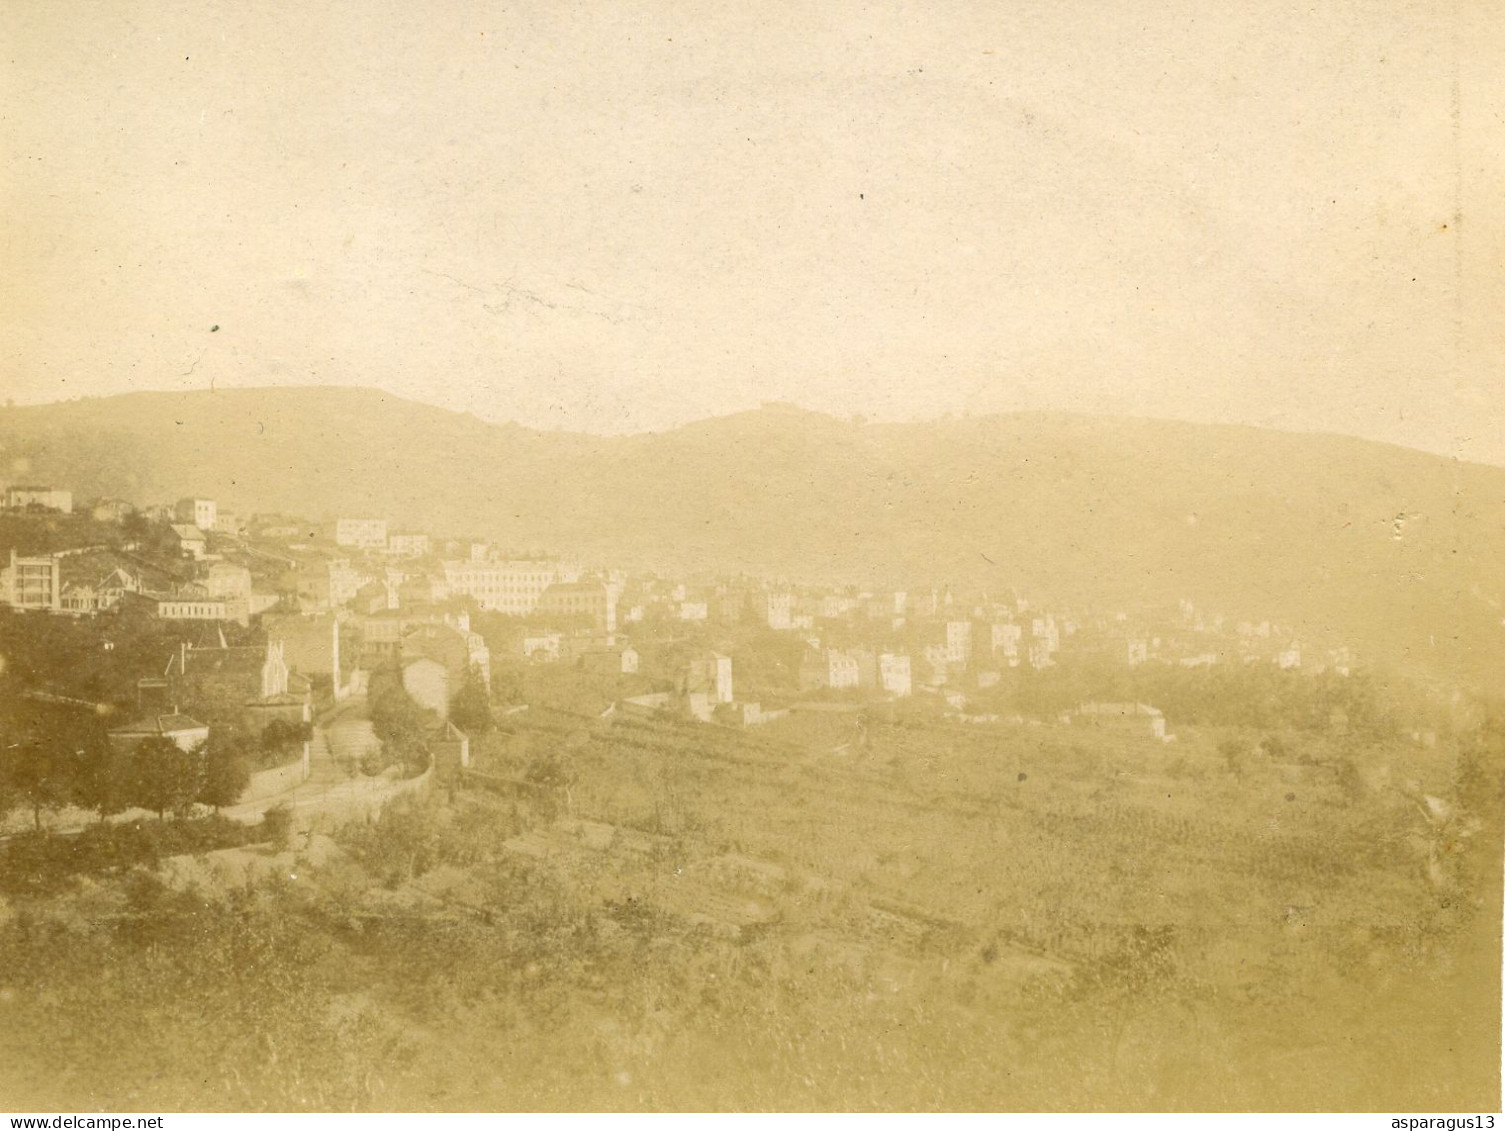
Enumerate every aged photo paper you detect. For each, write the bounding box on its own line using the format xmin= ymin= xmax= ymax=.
xmin=0 ymin=0 xmax=1502 ymax=1114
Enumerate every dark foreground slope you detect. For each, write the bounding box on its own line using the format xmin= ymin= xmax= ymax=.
xmin=2 ymin=388 xmax=1501 ymax=686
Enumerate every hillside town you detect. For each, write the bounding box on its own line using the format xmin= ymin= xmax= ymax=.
xmin=0 ymin=438 xmax=1492 ymax=1117
xmin=0 ymin=466 xmax=1488 ymax=1113
xmin=0 ymin=477 xmax=1382 ymax=830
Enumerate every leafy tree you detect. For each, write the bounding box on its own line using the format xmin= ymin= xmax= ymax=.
xmin=259 ymin=717 xmax=312 ymax=765
xmin=0 ymin=752 xmax=20 ymax=825
xmin=121 ymin=511 xmax=150 ymax=542
xmin=132 ymin=736 xmax=205 ymax=819
xmin=261 ymin=718 xmax=288 ymax=752
xmin=337 ymin=796 xmax=444 ymax=887
xmin=525 ymin=751 xmax=576 ymax=818
xmin=0 ymin=697 xmax=118 ymax=825
xmin=260 ymin=801 xmax=294 ymax=848
xmin=0 ymin=730 xmax=77 ymax=831
xmin=368 ymin=665 xmax=431 ymax=773
xmin=74 ymin=741 xmax=135 ymax=821
xmin=200 ymin=730 xmax=254 ymax=811
xmin=450 ymin=664 xmax=494 ymax=736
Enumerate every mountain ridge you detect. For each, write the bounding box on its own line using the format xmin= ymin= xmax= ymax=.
xmin=11 ymin=383 xmax=1499 ymax=468
xmin=2 ymin=386 xmax=1501 ymax=688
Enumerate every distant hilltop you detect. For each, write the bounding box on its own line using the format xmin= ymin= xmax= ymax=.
xmin=2 ymin=385 xmax=1502 ymax=688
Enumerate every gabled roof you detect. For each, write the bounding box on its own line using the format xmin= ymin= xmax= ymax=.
xmin=110 ymin=713 xmax=208 ymax=737
xmin=402 ymin=621 xmax=466 ymax=654
xmin=179 ymin=644 xmax=273 ymax=675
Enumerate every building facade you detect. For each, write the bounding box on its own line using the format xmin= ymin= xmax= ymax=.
xmin=688 ymin=651 xmax=734 ymax=703
xmin=174 ymin=497 xmax=218 ymax=531
xmin=108 ymin=713 xmax=210 ymax=754
xmin=402 ymin=657 xmax=450 ymax=718
xmin=945 ymin=620 xmax=973 ymax=665
xmin=756 ymin=591 xmax=793 ymax=630
xmin=443 ymin=559 xmax=559 ymax=615
xmin=537 ymin=579 xmax=617 ymax=632
xmin=990 ymin=622 xmax=1023 ymax=664
xmin=153 ymin=595 xmax=231 ymax=621
xmin=5 ymin=486 xmax=73 ymax=513
xmin=335 ymin=517 xmax=389 ymax=549
xmin=1 ymin=550 xmax=61 ymax=611
xmin=170 ymin=524 xmax=209 ymax=560
xmin=386 ymin=532 xmax=431 ymax=558
xmin=879 ymin=652 xmax=913 ymax=697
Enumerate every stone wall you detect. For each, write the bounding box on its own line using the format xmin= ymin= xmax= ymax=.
xmin=242 ymin=746 xmax=311 ymax=803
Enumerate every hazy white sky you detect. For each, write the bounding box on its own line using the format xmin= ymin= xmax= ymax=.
xmin=3 ymin=0 xmax=1502 ymax=462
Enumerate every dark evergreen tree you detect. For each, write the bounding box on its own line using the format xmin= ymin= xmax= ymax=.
xmin=449 ymin=664 xmax=494 ymax=736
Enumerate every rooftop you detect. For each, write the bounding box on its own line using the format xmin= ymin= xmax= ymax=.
xmin=110 ymin=713 xmax=209 ymax=737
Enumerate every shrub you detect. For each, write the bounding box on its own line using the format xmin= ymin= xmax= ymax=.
xmin=0 ymin=815 xmax=257 ymax=896
xmin=261 ymin=802 xmax=295 ymax=848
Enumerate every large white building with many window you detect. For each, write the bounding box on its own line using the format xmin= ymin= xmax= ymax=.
xmin=1 ymin=549 xmax=61 ymax=610
xmin=443 ymin=559 xmax=561 ymax=615
xmin=386 ymin=532 xmax=431 ymax=558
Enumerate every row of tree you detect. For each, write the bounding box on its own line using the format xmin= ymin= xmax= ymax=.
xmin=0 ymin=729 xmax=253 ymax=828
xmin=0 ymin=682 xmax=285 ymax=826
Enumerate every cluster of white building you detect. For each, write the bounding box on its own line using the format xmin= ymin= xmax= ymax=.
xmin=2 ymin=485 xmax=1346 ymax=733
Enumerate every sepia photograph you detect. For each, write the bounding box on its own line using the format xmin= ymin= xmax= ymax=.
xmin=1 ymin=0 xmax=1502 ymax=1115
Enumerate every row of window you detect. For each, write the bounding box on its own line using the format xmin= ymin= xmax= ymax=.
xmin=160 ymin=602 xmax=226 ymax=618
xmin=449 ymin=578 xmax=553 ymax=589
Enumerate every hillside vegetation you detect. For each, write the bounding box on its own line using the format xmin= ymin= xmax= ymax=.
xmin=0 ymin=697 xmax=1498 ymax=1111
